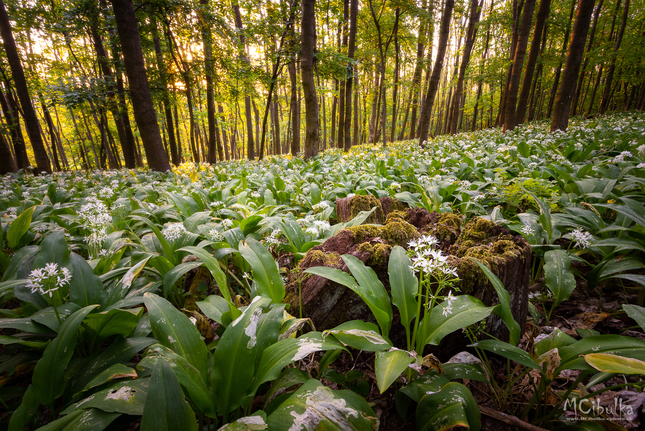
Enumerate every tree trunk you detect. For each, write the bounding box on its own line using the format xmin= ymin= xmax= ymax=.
xmin=151 ymin=18 xmax=179 ymax=166
xmin=572 ymin=0 xmax=603 ymax=116
xmin=497 ymin=0 xmax=523 ymax=127
xmin=343 ymin=0 xmax=357 ymax=151
xmin=0 ymin=0 xmax=50 ymax=173
xmin=232 ymin=1 xmax=256 ymax=160
xmin=288 ymin=54 xmax=300 ymax=156
xmin=0 ymin=119 xmax=16 ymax=173
xmin=337 ymin=0 xmax=348 ymax=149
xmin=546 ymin=0 xmax=577 ymax=119
xmin=408 ymin=0 xmax=431 ymax=139
xmin=503 ymin=0 xmax=537 ymax=131
xmin=551 ymin=0 xmax=596 ymax=132
xmin=449 ymin=0 xmax=482 ymax=135
xmin=599 ymin=0 xmax=629 ymax=114
xmin=90 ymin=3 xmax=138 ymax=168
xmin=418 ymin=0 xmax=454 ymax=145
xmin=515 ymin=0 xmax=550 ymax=126
xmin=110 ymin=0 xmax=170 ymax=171
xmin=0 ymin=85 xmax=27 ymax=169
xmin=301 ymin=0 xmax=319 ymax=159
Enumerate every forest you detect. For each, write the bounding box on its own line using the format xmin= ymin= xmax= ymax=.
xmin=1 ymin=0 xmax=645 ymax=430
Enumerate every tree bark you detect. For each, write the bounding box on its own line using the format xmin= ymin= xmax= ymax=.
xmin=449 ymin=0 xmax=482 ymax=135
xmin=232 ymin=1 xmax=256 ymax=160
xmin=0 ymin=84 xmax=27 ymax=169
xmin=343 ymin=0 xmax=357 ymax=151
xmin=599 ymin=0 xmax=629 ymax=114
xmin=288 ymin=53 xmax=300 ymax=156
xmin=551 ymin=0 xmax=596 ymax=132
xmin=503 ymin=0 xmax=537 ymax=131
xmin=0 ymin=0 xmax=50 ymax=173
xmin=151 ymin=18 xmax=179 ymax=166
xmin=0 ymin=118 xmax=16 ymax=173
xmin=417 ymin=0 xmax=454 ymax=145
xmin=515 ymin=0 xmax=550 ymax=126
xmin=572 ymin=0 xmax=603 ymax=116
xmin=301 ymin=0 xmax=319 ymax=159
xmin=408 ymin=0 xmax=431 ymax=139
xmin=337 ymin=0 xmax=348 ymax=149
xmin=109 ymin=0 xmax=170 ymax=171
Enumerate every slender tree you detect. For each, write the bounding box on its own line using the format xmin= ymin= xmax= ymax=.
xmin=551 ymin=0 xmax=596 ymax=132
xmin=301 ymin=0 xmax=319 ymax=159
xmin=599 ymin=0 xmax=629 ymax=113
xmin=109 ymin=0 xmax=170 ymax=171
xmin=418 ymin=0 xmax=454 ymax=145
xmin=343 ymin=0 xmax=357 ymax=151
xmin=449 ymin=0 xmax=481 ymax=135
xmin=0 ymin=0 xmax=50 ymax=173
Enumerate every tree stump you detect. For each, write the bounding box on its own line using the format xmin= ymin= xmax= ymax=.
xmin=285 ymin=198 xmax=531 ymax=356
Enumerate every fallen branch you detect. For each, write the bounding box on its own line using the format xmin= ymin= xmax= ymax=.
xmin=479 ymin=406 xmax=549 ymax=431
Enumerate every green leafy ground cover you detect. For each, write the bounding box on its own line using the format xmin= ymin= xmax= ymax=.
xmin=1 ymin=113 xmax=645 ymax=430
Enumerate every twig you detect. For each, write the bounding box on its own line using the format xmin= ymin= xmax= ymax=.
xmin=479 ymin=406 xmax=549 ymax=431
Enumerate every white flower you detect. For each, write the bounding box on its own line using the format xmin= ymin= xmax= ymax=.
xmin=99 ymin=187 xmax=114 ymax=199
xmin=162 ymin=223 xmax=187 ymax=241
xmin=637 ymin=144 xmax=645 ymax=154
xmin=210 ymin=201 xmax=224 ymax=209
xmin=636 ymin=163 xmax=645 ymax=169
xmin=221 ymin=219 xmax=233 ymax=229
xmin=250 ymin=191 xmax=261 ymax=199
xmin=569 ymin=228 xmax=593 ymax=249
xmin=521 ymin=224 xmax=535 ymax=236
xmin=79 ymin=196 xmax=111 ymax=228
xmin=312 ymin=201 xmax=330 ymax=212
xmin=613 ymin=151 xmax=632 ymax=163
xmin=207 ymin=229 xmax=224 ymax=242
xmin=26 ymin=262 xmax=72 ymax=297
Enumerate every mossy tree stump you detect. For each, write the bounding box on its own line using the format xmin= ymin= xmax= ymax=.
xmin=286 ymin=199 xmax=530 ymax=352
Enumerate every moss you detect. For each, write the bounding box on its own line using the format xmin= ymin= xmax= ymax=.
xmin=347 ymin=225 xmax=383 ymax=243
xmin=438 ymin=212 xmax=462 ymax=230
xmin=357 ymin=242 xmax=392 ymax=266
xmin=460 ymin=217 xmax=495 ymax=242
xmin=385 ymin=210 xmax=408 ymax=224
xmin=491 ymin=239 xmax=518 ymax=256
xmin=431 ymin=212 xmax=462 ymax=242
xmin=380 ymin=220 xmax=418 ymax=247
xmin=348 ymin=219 xmax=417 ymax=248
xmin=347 ymin=194 xmax=384 ymax=223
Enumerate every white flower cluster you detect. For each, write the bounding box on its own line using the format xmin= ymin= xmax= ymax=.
xmin=637 ymin=144 xmax=645 ymax=154
xmin=442 ymin=291 xmax=456 ymax=317
xmin=408 ymin=235 xmax=458 ymax=278
xmin=26 ymin=262 xmax=72 ymax=297
xmin=613 ymin=151 xmax=632 ymax=163
xmin=305 ymin=220 xmax=330 ymax=238
xmin=521 ymin=224 xmax=535 ymax=236
xmin=637 ymin=163 xmax=645 ymax=169
xmin=250 ymin=191 xmax=261 ymax=199
xmin=207 ymin=228 xmax=224 ymax=242
xmin=312 ymin=201 xmax=330 ymax=212
xmin=99 ymin=187 xmax=114 ymax=199
xmin=221 ymin=219 xmax=233 ymax=229
xmin=263 ymin=229 xmax=282 ymax=246
xmin=162 ymin=223 xmax=187 ymax=241
xmin=6 ymin=206 xmax=17 ymax=216
xmin=569 ymin=228 xmax=593 ymax=249
xmin=79 ymin=197 xmax=111 ymax=228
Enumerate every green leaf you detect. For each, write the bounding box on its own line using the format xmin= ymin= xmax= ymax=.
xmin=68 ymin=252 xmax=104 ymax=308
xmin=388 ymin=246 xmax=418 ymax=331
xmin=416 ymin=382 xmax=480 ymax=431
xmin=63 ymin=379 xmax=149 ymax=416
xmin=305 ymin=264 xmax=392 ymax=338
xmin=526 ymin=191 xmax=553 ymax=242
xmin=442 ymin=363 xmax=488 ymax=383
xmin=544 ymin=250 xmax=576 ymax=309
xmin=82 ymin=308 xmax=144 ymax=343
xmin=584 ymin=353 xmax=645 ymax=375
xmin=144 ymin=293 xmax=209 ymax=378
xmin=8 ymin=385 xmax=39 ymax=431
xmin=472 ymin=259 xmax=520 ymax=345
xmin=623 ymin=304 xmax=645 ymax=331
xmin=79 ymin=363 xmax=138 ymax=394
xmin=197 ymin=294 xmax=230 ymax=325
xmin=34 ymin=409 xmax=120 ymax=431
xmin=130 ymin=215 xmax=173 ymax=261
xmin=323 ymin=320 xmax=392 ymax=351
xmin=139 ymin=344 xmax=216 ymax=417
xmin=251 ymin=332 xmax=345 ymax=395
xmin=417 ymin=296 xmax=493 ymax=347
xmin=140 ymin=359 xmax=197 ymax=431
xmin=267 ymin=379 xmax=378 ymax=431
xmin=211 ymin=297 xmax=272 ymax=416
xmin=218 ymin=414 xmax=268 ymax=430
xmin=8 ymin=205 xmax=35 ymax=249
xmin=469 ymin=339 xmax=541 ymax=370
xmin=178 ymin=246 xmax=238 ymax=318
xmin=238 ymin=238 xmax=285 ymax=303
xmin=557 ymin=335 xmax=645 ymax=373
xmin=162 ymin=261 xmax=203 ymax=297
xmin=375 ymin=349 xmax=415 ymax=393
xmin=32 ymin=305 xmax=99 ymax=405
